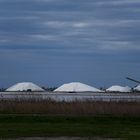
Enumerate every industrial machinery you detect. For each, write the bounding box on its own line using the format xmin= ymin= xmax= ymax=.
xmin=126 ymin=77 xmax=140 ymax=84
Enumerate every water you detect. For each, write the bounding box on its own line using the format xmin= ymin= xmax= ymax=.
xmin=0 ymin=92 xmax=140 ymax=102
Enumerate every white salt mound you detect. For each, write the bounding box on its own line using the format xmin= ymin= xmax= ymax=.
xmin=134 ymin=85 xmax=140 ymax=91
xmin=54 ymin=82 xmax=101 ymax=92
xmin=106 ymin=85 xmax=131 ymax=92
xmin=6 ymin=82 xmax=45 ymax=92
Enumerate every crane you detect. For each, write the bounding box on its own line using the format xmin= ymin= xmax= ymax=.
xmin=126 ymin=77 xmax=140 ymax=84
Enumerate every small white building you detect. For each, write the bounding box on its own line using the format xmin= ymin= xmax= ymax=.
xmin=106 ymin=85 xmax=131 ymax=92
xmin=54 ymin=82 xmax=101 ymax=92
xmin=6 ymin=82 xmax=45 ymax=92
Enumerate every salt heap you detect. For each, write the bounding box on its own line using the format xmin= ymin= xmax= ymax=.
xmin=54 ymin=82 xmax=101 ymax=92
xmin=134 ymin=85 xmax=140 ymax=91
xmin=6 ymin=82 xmax=45 ymax=92
xmin=106 ymin=85 xmax=131 ymax=92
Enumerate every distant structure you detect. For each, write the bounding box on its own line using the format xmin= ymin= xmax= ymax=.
xmin=126 ymin=77 xmax=140 ymax=84
xmin=106 ymin=85 xmax=131 ymax=92
xmin=54 ymin=82 xmax=101 ymax=92
xmin=126 ymin=77 xmax=140 ymax=92
xmin=134 ymin=85 xmax=140 ymax=91
xmin=6 ymin=82 xmax=45 ymax=92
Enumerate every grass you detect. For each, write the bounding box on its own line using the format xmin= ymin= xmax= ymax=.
xmin=0 ymin=100 xmax=140 ymax=117
xmin=0 ymin=115 xmax=140 ymax=139
xmin=0 ymin=100 xmax=140 ymax=139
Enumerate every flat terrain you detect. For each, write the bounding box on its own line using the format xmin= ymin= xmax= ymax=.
xmin=6 ymin=137 xmax=120 ymax=140
xmin=0 ymin=115 xmax=140 ymax=140
xmin=0 ymin=98 xmax=140 ymax=140
xmin=0 ymin=100 xmax=140 ymax=116
xmin=0 ymin=91 xmax=140 ymax=102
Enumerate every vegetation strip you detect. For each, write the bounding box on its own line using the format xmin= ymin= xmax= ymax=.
xmin=0 ymin=115 xmax=140 ymax=139
xmin=0 ymin=100 xmax=140 ymax=117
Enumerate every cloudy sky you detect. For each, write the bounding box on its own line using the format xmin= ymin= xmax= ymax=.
xmin=0 ymin=0 xmax=140 ymax=88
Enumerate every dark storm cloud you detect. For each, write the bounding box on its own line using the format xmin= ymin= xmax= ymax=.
xmin=0 ymin=0 xmax=140 ymax=52
xmin=0 ymin=0 xmax=140 ymax=87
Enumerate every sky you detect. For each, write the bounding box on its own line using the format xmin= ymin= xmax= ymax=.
xmin=0 ymin=0 xmax=140 ymax=88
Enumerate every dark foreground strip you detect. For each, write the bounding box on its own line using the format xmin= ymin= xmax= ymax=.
xmin=0 ymin=115 xmax=140 ymax=139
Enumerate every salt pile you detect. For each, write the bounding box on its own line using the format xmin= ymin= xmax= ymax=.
xmin=106 ymin=85 xmax=131 ymax=92
xmin=6 ymin=82 xmax=45 ymax=92
xmin=54 ymin=82 xmax=101 ymax=92
xmin=134 ymin=85 xmax=140 ymax=91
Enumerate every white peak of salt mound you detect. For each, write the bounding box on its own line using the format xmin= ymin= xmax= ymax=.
xmin=6 ymin=82 xmax=45 ymax=92
xmin=54 ymin=82 xmax=101 ymax=92
xmin=106 ymin=85 xmax=131 ymax=92
xmin=134 ymin=85 xmax=140 ymax=91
